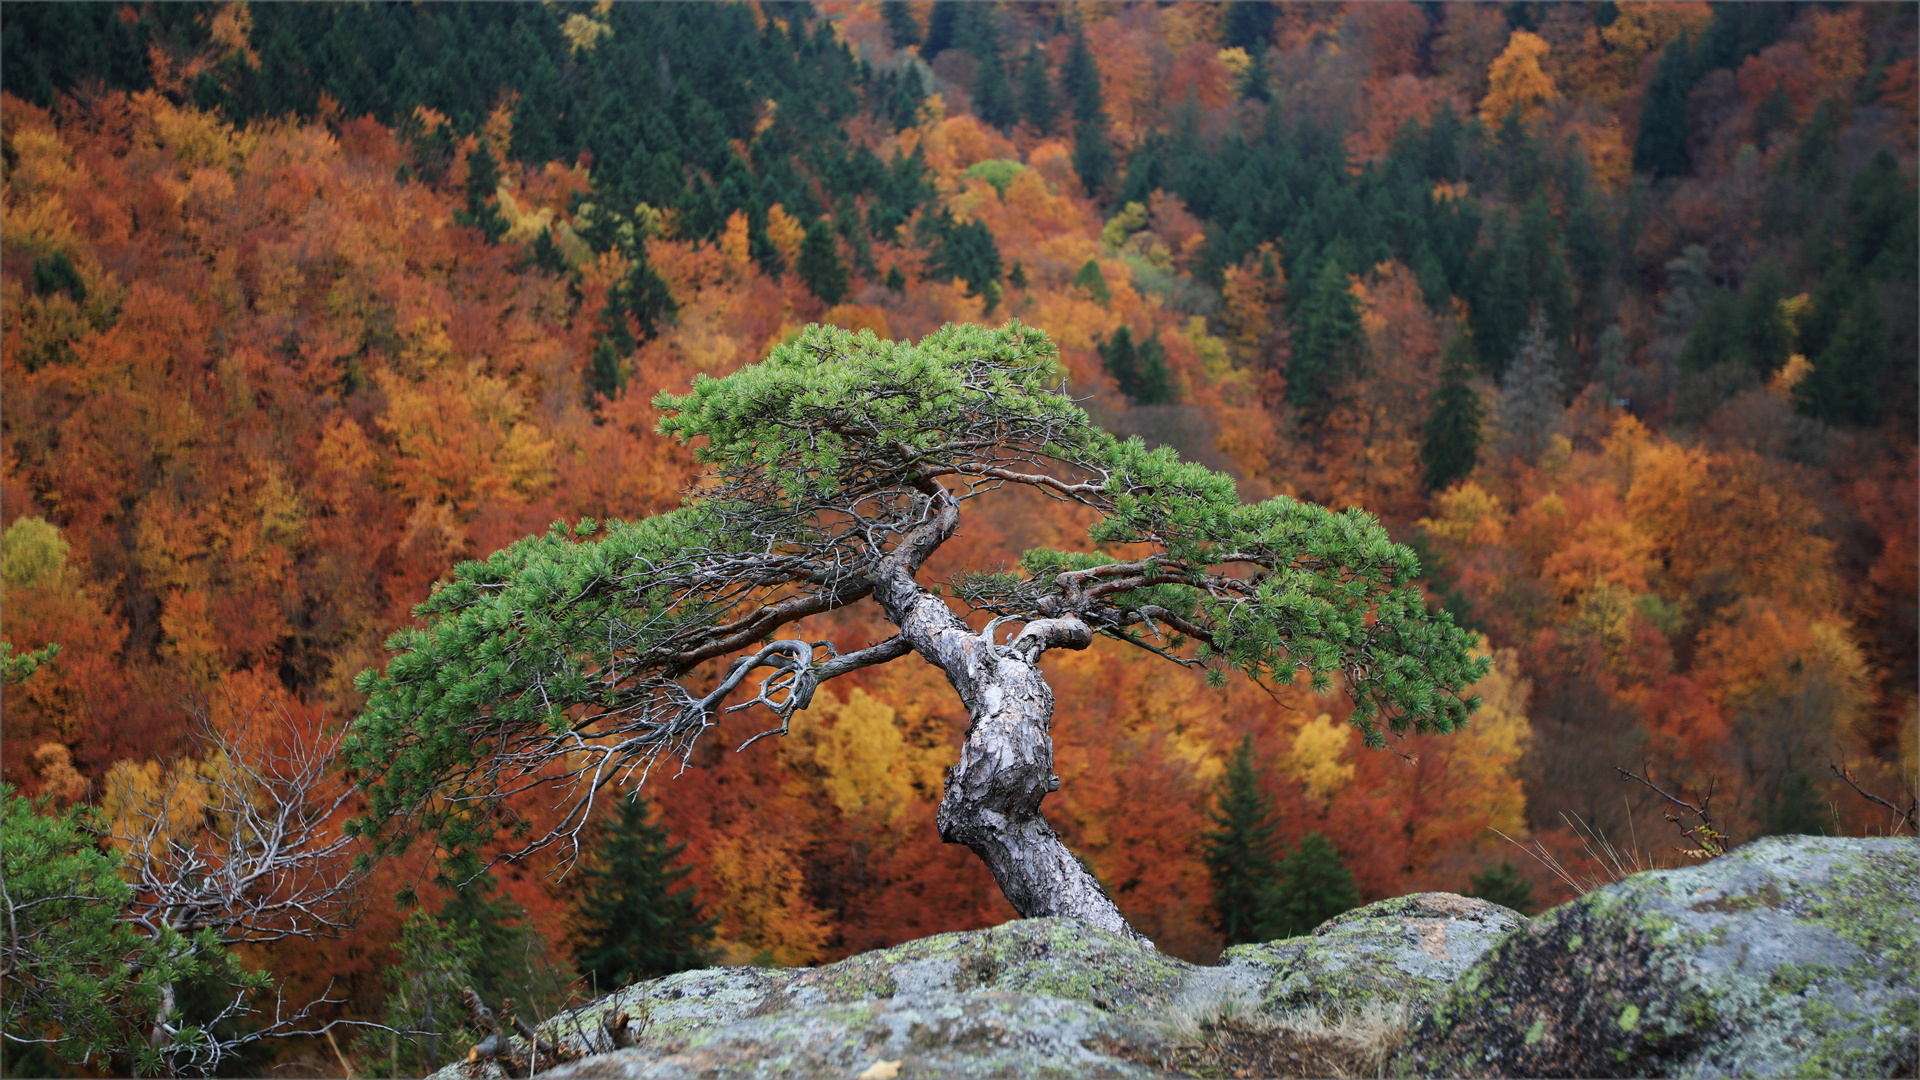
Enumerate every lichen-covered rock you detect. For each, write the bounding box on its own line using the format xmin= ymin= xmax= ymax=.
xmin=1396 ymin=835 xmax=1920 ymax=1079
xmin=536 ymin=991 xmax=1147 ymax=1079
xmin=435 ymin=918 xmax=1190 ymax=1079
xmin=431 ymin=900 xmax=1541 ymax=1080
xmin=1218 ymin=892 xmax=1527 ymax=1019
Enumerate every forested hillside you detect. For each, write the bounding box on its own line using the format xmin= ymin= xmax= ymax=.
xmin=3 ymin=2 xmax=1913 ymax=1074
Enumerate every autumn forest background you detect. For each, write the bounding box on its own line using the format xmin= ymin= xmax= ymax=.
xmin=2 ymin=1 xmax=1915 ymax=1074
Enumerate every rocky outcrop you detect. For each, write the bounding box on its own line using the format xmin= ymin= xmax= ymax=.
xmin=433 ymin=894 xmax=1518 ymax=1080
xmin=1220 ymin=892 xmax=1526 ymax=1019
xmin=1396 ymin=835 xmax=1919 ymax=1079
xmin=432 ymin=836 xmax=1917 ymax=1079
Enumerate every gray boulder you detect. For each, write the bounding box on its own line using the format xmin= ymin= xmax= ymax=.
xmin=443 ymin=918 xmax=1183 ymax=1079
xmin=1396 ymin=835 xmax=1919 ymax=1078
xmin=432 ymin=897 xmax=1521 ymax=1080
xmin=1220 ymin=892 xmax=1526 ymax=1019
xmin=428 ymin=837 xmax=1916 ymax=1079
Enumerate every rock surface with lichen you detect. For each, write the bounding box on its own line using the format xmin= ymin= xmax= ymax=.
xmin=1395 ymin=835 xmax=1919 ymax=1079
xmin=429 ymin=894 xmax=1519 ymax=1079
xmin=1220 ymin=892 xmax=1527 ymax=1020
xmin=428 ymin=836 xmax=1916 ymax=1079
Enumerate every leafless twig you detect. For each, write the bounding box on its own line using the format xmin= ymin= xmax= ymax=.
xmin=1829 ymin=761 xmax=1918 ymax=833
xmin=1617 ymin=765 xmax=1728 ymax=858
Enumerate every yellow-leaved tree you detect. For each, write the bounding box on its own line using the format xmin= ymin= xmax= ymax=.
xmin=1481 ymin=30 xmax=1558 ymax=126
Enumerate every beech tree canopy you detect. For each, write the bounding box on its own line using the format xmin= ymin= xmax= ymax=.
xmin=348 ymin=321 xmax=1487 ymax=927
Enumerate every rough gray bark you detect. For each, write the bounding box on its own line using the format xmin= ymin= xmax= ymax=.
xmin=871 ymin=482 xmax=1146 ymax=944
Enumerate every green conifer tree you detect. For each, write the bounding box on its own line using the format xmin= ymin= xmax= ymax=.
xmin=1761 ymin=771 xmax=1832 ymax=838
xmin=1073 ymin=117 xmax=1116 ymax=201
xmin=1270 ymin=833 xmax=1360 ymax=937
xmin=1224 ymin=1 xmax=1279 ymax=51
xmin=1062 ymin=29 xmax=1115 ymax=198
xmin=434 ymin=873 xmax=571 ymax=1021
xmin=1516 ymin=192 xmax=1575 ymax=343
xmin=1846 ymin=148 xmax=1919 ymax=283
xmin=1797 ymin=284 xmax=1890 ymax=428
xmin=587 ymin=338 xmax=628 ymax=402
xmin=880 ymin=0 xmax=920 ymax=50
xmin=1239 ymin=45 xmax=1273 ymax=103
xmin=1422 ymin=332 xmax=1484 ymax=491
xmin=1063 ymin=28 xmax=1103 ymax=125
xmin=1100 ymin=327 xmax=1142 ymax=404
xmin=1469 ymin=213 xmax=1532 ymax=377
xmin=1116 ymin=328 xmax=1175 ymax=404
xmin=1633 ymin=31 xmax=1696 ymax=179
xmin=1791 ymin=98 xmax=1839 ymax=189
xmin=966 ymin=22 xmax=1016 ymax=132
xmin=1289 ymin=249 xmax=1365 ymax=414
xmin=1202 ymin=736 xmax=1284 ymax=946
xmin=1072 ymin=258 xmax=1111 ymax=305
xmin=456 ymin=140 xmax=510 ymax=244
xmin=798 ymin=218 xmax=850 ymax=305
xmin=1466 ymin=859 xmax=1537 ymax=915
xmin=624 ymin=243 xmax=678 ymax=341
xmin=927 ymin=214 xmax=1002 ymax=311
xmin=921 ymin=2 xmax=961 ymax=60
xmin=1017 ymin=44 xmax=1056 ymax=135
xmin=573 ymin=795 xmax=715 ymax=989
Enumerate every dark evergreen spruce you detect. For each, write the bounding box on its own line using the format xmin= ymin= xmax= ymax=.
xmin=1633 ymin=31 xmax=1698 ymax=179
xmin=1270 ymin=832 xmax=1360 ymax=937
xmin=798 ymin=218 xmax=850 ymax=305
xmin=1422 ymin=332 xmax=1484 ymax=492
xmin=1202 ymin=736 xmax=1285 ymax=946
xmin=1100 ymin=327 xmax=1176 ymax=405
xmin=1289 ymin=247 xmax=1366 ymax=414
xmin=455 ymin=140 xmax=510 ymax=244
xmin=436 ymin=872 xmax=572 ymax=1020
xmin=1017 ymin=44 xmax=1057 ymax=135
xmin=879 ymin=0 xmax=920 ymax=50
xmin=574 ymin=794 xmax=715 ymax=989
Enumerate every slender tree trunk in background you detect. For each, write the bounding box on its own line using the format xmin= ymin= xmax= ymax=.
xmin=871 ymin=495 xmax=1147 ymax=944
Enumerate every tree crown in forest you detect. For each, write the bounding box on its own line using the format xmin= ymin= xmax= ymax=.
xmin=347 ymin=322 xmax=1487 ymax=885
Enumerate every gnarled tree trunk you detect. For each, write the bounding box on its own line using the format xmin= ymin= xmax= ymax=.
xmin=872 ymin=487 xmax=1147 ymax=945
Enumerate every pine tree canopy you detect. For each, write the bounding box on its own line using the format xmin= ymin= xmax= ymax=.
xmin=347 ymin=322 xmax=1487 ymax=876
